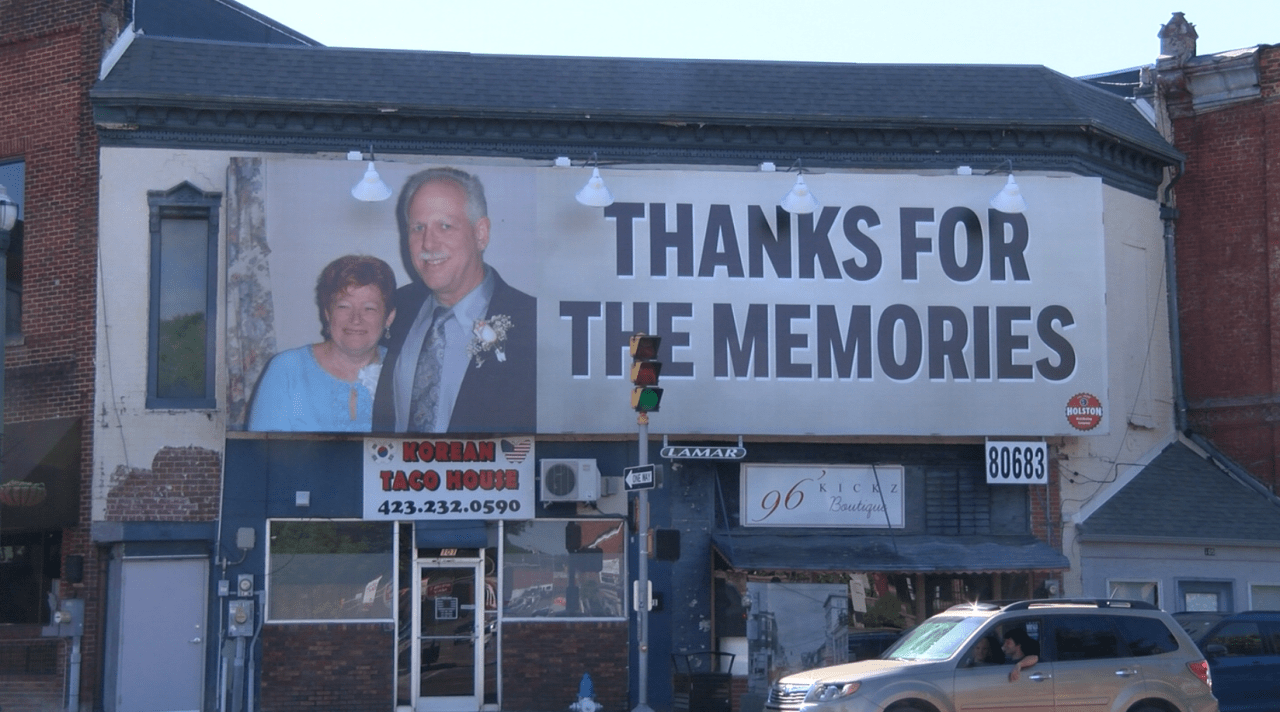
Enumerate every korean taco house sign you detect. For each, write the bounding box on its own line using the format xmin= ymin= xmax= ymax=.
xmin=232 ymin=159 xmax=1107 ymax=438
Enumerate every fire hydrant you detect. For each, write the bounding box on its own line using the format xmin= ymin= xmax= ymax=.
xmin=569 ymin=672 xmax=602 ymax=712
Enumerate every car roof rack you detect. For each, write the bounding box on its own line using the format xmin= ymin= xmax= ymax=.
xmin=946 ymin=600 xmax=1016 ymax=612
xmin=1002 ymin=598 xmax=1158 ymax=611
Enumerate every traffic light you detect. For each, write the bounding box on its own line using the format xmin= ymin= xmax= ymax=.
xmin=629 ymin=333 xmax=663 ymax=412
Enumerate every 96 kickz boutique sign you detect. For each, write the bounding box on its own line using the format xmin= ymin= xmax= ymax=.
xmin=363 ymin=438 xmax=536 ymax=520
xmin=741 ymin=463 xmax=905 ymax=528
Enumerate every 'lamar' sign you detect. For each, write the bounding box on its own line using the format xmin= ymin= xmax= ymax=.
xmin=661 ymin=446 xmax=747 ymax=460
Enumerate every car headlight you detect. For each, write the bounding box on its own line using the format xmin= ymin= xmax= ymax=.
xmin=804 ymin=681 xmax=861 ymax=703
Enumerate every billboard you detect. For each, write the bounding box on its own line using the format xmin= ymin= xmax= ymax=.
xmin=227 ymin=158 xmax=1108 ymax=437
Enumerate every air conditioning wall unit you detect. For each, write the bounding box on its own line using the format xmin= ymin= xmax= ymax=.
xmin=540 ymin=459 xmax=600 ymax=502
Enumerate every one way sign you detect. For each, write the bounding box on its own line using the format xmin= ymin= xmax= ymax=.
xmin=623 ymin=464 xmax=660 ymax=492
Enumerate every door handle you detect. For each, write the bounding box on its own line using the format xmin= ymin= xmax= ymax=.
xmin=190 ymin=638 xmax=202 ymax=644
xmin=1028 ymin=672 xmax=1051 ymax=681
xmin=1115 ymin=668 xmax=1138 ymax=677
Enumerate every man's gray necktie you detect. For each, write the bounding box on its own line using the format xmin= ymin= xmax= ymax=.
xmin=409 ymin=306 xmax=449 ymax=432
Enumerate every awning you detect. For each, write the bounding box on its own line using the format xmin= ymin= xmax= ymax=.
xmin=712 ymin=529 xmax=1068 ymax=573
xmin=2 ymin=417 xmax=78 ymax=484
xmin=1 ymin=417 xmax=82 ymax=531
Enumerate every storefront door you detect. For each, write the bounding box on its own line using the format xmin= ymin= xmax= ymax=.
xmin=415 ymin=559 xmax=485 ymax=711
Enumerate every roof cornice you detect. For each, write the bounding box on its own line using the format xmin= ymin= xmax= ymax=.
xmin=92 ymin=102 xmax=1173 ymax=198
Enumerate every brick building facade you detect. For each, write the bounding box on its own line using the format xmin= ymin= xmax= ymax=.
xmin=1157 ymin=14 xmax=1280 ymax=494
xmin=0 ymin=1 xmax=119 ymax=710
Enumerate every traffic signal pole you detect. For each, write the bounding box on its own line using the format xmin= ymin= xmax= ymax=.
xmin=628 ymin=333 xmax=660 ymax=712
xmin=634 ymin=411 xmax=653 ymax=712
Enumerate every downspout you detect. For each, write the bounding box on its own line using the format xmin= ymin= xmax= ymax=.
xmin=1161 ymin=160 xmax=1188 ymax=432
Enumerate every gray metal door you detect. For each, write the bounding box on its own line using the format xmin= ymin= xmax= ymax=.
xmin=116 ymin=557 xmax=207 ymax=712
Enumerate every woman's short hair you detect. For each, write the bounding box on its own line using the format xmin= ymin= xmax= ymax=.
xmin=315 ymin=254 xmax=396 ymax=338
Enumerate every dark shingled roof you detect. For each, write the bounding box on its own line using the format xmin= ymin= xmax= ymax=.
xmin=94 ymin=35 xmax=1177 ymax=162
xmin=133 ymin=0 xmax=319 ymax=47
xmin=712 ymin=531 xmax=1069 ymax=573
xmin=1080 ymin=441 xmax=1280 ymax=543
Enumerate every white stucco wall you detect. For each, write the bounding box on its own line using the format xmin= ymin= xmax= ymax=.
xmin=1081 ymin=540 xmax=1279 ymax=612
xmin=1058 ymin=185 xmax=1177 ymax=595
xmin=94 ymin=147 xmax=247 ymax=519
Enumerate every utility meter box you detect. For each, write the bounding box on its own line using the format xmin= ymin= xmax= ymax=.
xmin=227 ymin=600 xmax=255 ymax=637
xmin=41 ymin=599 xmax=85 ymax=638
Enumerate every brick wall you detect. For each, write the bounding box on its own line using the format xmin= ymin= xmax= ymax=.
xmin=0 ymin=637 xmax=64 ymax=712
xmin=1171 ymin=44 xmax=1280 ymax=493
xmin=502 ymin=621 xmax=628 ymax=712
xmin=1028 ymin=459 xmax=1061 ymax=548
xmin=1 ymin=2 xmax=124 ymax=710
xmin=105 ymin=446 xmax=222 ymax=521
xmin=260 ymin=623 xmax=396 ymax=712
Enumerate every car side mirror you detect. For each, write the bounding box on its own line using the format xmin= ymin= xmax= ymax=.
xmin=1204 ymin=643 xmax=1227 ymax=658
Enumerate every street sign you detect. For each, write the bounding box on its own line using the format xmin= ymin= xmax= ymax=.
xmin=660 ymin=446 xmax=746 ymax=460
xmin=624 ymin=464 xmax=658 ymax=491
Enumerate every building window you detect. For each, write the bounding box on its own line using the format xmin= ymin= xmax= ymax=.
xmin=502 ymin=520 xmax=626 ymax=619
xmin=0 ymin=531 xmax=60 ymax=624
xmin=0 ymin=160 xmax=23 ymax=338
xmin=1177 ymin=580 xmax=1233 ymax=613
xmin=266 ymin=520 xmax=394 ymax=622
xmin=1251 ymin=584 xmax=1280 ymax=610
xmin=1108 ymin=580 xmax=1159 ymax=607
xmin=147 ymin=182 xmax=220 ymax=409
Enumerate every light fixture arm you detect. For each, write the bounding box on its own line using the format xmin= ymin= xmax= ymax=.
xmin=575 ymin=152 xmax=615 ymax=207
xmin=780 ymin=158 xmax=819 ymax=215
xmin=984 ymin=158 xmax=1015 ymax=176
xmin=351 ymin=144 xmax=392 ymax=202
xmin=986 ymin=159 xmax=1028 ymax=214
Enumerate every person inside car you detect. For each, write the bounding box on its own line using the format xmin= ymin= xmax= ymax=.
xmin=1002 ymin=629 xmax=1040 ymax=681
xmin=970 ymin=635 xmax=1005 ymax=665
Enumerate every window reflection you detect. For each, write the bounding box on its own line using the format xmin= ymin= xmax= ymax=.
xmin=267 ymin=520 xmax=394 ymax=621
xmin=502 ymin=520 xmax=625 ymax=618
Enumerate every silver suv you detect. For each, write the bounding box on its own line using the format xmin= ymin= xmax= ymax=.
xmin=765 ymin=599 xmax=1217 ymax=712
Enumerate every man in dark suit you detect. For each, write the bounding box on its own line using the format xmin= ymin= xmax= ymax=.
xmin=372 ymin=167 xmax=536 ymax=433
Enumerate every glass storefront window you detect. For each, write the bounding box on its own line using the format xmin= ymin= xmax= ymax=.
xmin=502 ymin=520 xmax=625 ymax=619
xmin=1109 ymin=580 xmax=1158 ymax=607
xmin=267 ymin=520 xmax=394 ymax=621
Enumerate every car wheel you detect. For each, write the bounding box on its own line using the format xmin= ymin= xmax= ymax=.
xmin=1127 ymin=706 xmax=1163 ymax=712
xmin=885 ymin=703 xmax=930 ymax=712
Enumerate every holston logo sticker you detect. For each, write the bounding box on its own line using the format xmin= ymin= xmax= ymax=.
xmin=1065 ymin=393 xmax=1103 ymax=431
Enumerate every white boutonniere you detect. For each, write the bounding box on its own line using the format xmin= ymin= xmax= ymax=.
xmin=467 ymin=315 xmax=513 ymax=367
xmin=357 ymin=362 xmax=382 ymax=393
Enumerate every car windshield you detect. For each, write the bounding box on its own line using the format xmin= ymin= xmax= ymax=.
xmin=883 ymin=616 xmax=986 ymax=661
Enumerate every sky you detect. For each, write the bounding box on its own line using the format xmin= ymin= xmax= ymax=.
xmin=236 ymin=0 xmax=1278 ymax=78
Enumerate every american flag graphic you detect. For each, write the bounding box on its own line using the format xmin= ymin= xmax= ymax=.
xmin=500 ymin=439 xmax=532 ymax=463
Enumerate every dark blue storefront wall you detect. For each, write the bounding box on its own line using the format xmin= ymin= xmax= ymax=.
xmin=215 ymin=437 xmax=1017 ymax=710
xmin=218 ymin=436 xmax=674 ymax=709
